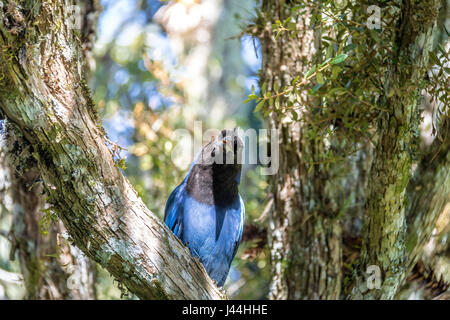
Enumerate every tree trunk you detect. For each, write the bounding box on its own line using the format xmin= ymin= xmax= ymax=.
xmin=354 ymin=0 xmax=441 ymax=299
xmin=259 ymin=1 xmax=342 ymax=300
xmin=0 ymin=0 xmax=223 ymax=300
xmin=1 ymin=123 xmax=97 ymax=299
xmin=402 ymin=120 xmax=450 ymax=290
xmin=0 ymin=0 xmax=100 ymax=300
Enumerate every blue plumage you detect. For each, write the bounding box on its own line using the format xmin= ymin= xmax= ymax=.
xmin=164 ymin=129 xmax=245 ymax=287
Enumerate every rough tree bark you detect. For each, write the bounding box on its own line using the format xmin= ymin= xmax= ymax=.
xmin=259 ymin=1 xmax=342 ymax=299
xmin=1 ymin=124 xmax=97 ymax=299
xmin=354 ymin=0 xmax=441 ymax=299
xmin=0 ymin=0 xmax=100 ymax=300
xmin=0 ymin=0 xmax=223 ymax=300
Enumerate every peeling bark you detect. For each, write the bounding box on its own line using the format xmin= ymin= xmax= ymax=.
xmin=0 ymin=0 xmax=223 ymax=300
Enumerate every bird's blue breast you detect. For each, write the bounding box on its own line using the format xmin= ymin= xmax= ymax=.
xmin=164 ymin=179 xmax=244 ymax=286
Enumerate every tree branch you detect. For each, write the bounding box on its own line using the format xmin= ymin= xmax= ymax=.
xmin=0 ymin=0 xmax=223 ymax=300
xmin=1 ymin=121 xmax=98 ymax=299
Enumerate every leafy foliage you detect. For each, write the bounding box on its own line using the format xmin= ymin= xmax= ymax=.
xmin=248 ymin=0 xmax=449 ymax=168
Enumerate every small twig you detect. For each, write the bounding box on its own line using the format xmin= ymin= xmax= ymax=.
xmin=105 ymin=137 xmax=128 ymax=160
xmin=255 ymin=197 xmax=273 ymax=223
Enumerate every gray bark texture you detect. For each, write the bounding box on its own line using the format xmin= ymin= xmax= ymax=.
xmin=353 ymin=0 xmax=442 ymax=299
xmin=259 ymin=1 xmax=342 ymax=300
xmin=0 ymin=0 xmax=100 ymax=300
xmin=0 ymin=0 xmax=223 ymax=300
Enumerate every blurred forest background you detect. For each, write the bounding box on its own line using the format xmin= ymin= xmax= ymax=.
xmin=0 ymin=0 xmax=269 ymax=299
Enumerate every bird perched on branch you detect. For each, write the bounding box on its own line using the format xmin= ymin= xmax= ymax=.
xmin=164 ymin=128 xmax=245 ymax=287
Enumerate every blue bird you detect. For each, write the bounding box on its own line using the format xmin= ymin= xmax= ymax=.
xmin=164 ymin=128 xmax=245 ymax=287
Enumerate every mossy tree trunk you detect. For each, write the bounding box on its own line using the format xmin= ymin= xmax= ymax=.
xmin=0 ymin=0 xmax=223 ymax=300
xmin=353 ymin=0 xmax=441 ymax=299
xmin=0 ymin=0 xmax=100 ymax=300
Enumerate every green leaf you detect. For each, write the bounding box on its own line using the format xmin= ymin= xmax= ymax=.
xmin=261 ymin=82 xmax=267 ymax=94
xmin=328 ymin=87 xmax=342 ymax=95
xmin=326 ymin=45 xmax=334 ymax=60
xmin=312 ymin=83 xmax=323 ymax=93
xmin=331 ymin=66 xmax=342 ymax=79
xmin=304 ymin=65 xmax=316 ymax=78
xmin=292 ymin=4 xmax=306 ymax=11
xmin=387 ymin=87 xmax=395 ymax=97
xmin=344 ymin=44 xmax=357 ymax=52
xmin=437 ymin=44 xmax=447 ymax=58
xmin=330 ymin=54 xmax=348 ymax=65
xmin=275 ymin=97 xmax=280 ymax=109
xmin=116 ymin=158 xmax=127 ymax=170
xmin=287 ymin=22 xmax=297 ymax=31
xmin=244 ymin=94 xmax=258 ymax=104
xmin=316 ymin=72 xmax=325 ymax=85
xmin=345 ymin=80 xmax=352 ymax=89
xmin=254 ymin=100 xmax=265 ymax=112
xmin=291 ymin=75 xmax=301 ymax=85
xmin=328 ymin=87 xmax=346 ymax=95
xmin=319 ymin=58 xmax=332 ymax=68
xmin=429 ymin=51 xmax=441 ymax=66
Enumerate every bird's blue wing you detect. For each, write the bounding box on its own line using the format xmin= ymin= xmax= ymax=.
xmin=164 ymin=150 xmax=202 ymax=240
xmin=164 ymin=183 xmax=185 ymax=238
xmin=231 ymin=196 xmax=245 ymax=261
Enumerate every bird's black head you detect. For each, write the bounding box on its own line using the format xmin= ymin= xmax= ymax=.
xmin=197 ymin=127 xmax=244 ymax=171
xmin=186 ymin=128 xmax=244 ymax=206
